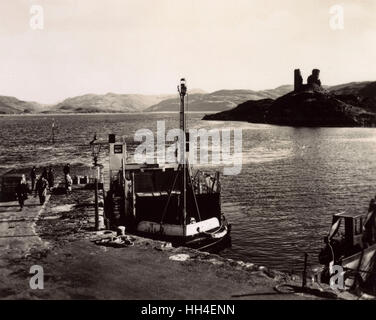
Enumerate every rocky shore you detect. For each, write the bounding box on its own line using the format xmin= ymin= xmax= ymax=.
xmin=0 ymin=184 xmax=363 ymax=300
xmin=203 ymin=82 xmax=376 ymax=127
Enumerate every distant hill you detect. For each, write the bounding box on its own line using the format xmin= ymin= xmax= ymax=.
xmin=46 ymin=93 xmax=175 ymax=114
xmin=203 ymin=82 xmax=376 ymax=127
xmin=328 ymin=81 xmax=376 ymax=113
xmin=0 ymin=96 xmax=46 ymax=114
xmin=328 ymin=81 xmax=374 ymax=96
xmin=189 ymin=88 xmax=208 ymax=94
xmin=146 ymin=85 xmax=293 ymax=112
xmin=1 ymin=81 xmax=375 ymax=115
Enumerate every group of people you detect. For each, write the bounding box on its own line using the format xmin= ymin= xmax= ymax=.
xmin=30 ymin=166 xmax=54 ymax=192
xmin=15 ymin=167 xmax=50 ymax=210
xmin=15 ymin=164 xmax=72 ymax=210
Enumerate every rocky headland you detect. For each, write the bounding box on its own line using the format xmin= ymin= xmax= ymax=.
xmin=203 ymin=70 xmax=376 ymax=127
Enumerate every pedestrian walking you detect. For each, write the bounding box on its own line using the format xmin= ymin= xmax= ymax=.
xmin=63 ymin=163 xmax=71 ymax=189
xmin=35 ymin=175 xmax=48 ymax=205
xmin=30 ymin=166 xmax=37 ymax=191
xmin=47 ymin=167 xmax=55 ymax=190
xmin=41 ymin=167 xmax=48 ymax=180
xmin=63 ymin=163 xmax=70 ymax=176
xmin=15 ymin=174 xmax=29 ymax=210
xmin=65 ymin=173 xmax=73 ymax=194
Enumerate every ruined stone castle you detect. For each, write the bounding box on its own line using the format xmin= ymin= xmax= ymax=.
xmin=294 ymin=69 xmax=322 ymax=92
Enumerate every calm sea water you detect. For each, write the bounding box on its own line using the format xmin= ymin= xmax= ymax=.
xmin=1 ymin=113 xmax=376 ymax=272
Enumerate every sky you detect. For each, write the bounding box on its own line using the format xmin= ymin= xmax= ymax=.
xmin=0 ymin=0 xmax=375 ymax=103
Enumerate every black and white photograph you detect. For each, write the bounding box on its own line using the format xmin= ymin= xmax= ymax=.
xmin=1 ymin=0 xmax=376 ymax=309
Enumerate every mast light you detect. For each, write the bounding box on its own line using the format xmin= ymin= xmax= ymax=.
xmin=179 ymin=78 xmax=187 ymax=96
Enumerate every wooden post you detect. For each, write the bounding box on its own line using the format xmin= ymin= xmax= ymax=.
xmin=94 ymin=174 xmax=99 ymax=231
xmin=302 ymin=252 xmax=308 ymax=288
xmin=94 ymin=166 xmax=101 ymax=231
xmin=132 ymin=172 xmax=136 ymax=220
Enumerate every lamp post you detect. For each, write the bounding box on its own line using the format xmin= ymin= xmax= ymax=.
xmin=90 ymin=137 xmax=101 ymax=231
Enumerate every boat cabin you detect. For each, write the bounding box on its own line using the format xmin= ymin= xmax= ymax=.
xmin=330 ymin=212 xmax=364 ymax=252
xmin=319 ymin=208 xmax=376 ymax=288
xmin=319 ymin=211 xmax=365 ymax=266
xmin=108 ymin=161 xmax=222 ymax=237
xmin=106 ymin=133 xmax=225 ymax=242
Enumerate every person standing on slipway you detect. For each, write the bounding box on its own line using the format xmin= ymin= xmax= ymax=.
xmin=65 ymin=173 xmax=73 ymax=194
xmin=63 ymin=163 xmax=70 ymax=176
xmin=15 ymin=175 xmax=29 ymax=211
xmin=47 ymin=167 xmax=55 ymax=190
xmin=35 ymin=175 xmax=49 ymax=205
xmin=63 ymin=163 xmax=71 ymax=193
xmin=30 ymin=166 xmax=37 ymax=191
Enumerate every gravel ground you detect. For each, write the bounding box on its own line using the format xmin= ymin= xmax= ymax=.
xmin=0 ymin=185 xmax=360 ymax=300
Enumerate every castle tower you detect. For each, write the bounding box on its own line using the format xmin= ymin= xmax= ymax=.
xmin=307 ymin=69 xmax=321 ymax=87
xmin=294 ymin=69 xmax=303 ymax=91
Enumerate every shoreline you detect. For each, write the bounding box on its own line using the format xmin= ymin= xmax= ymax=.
xmin=0 ymin=184 xmax=360 ymax=300
xmin=0 ymin=111 xmax=216 ymax=117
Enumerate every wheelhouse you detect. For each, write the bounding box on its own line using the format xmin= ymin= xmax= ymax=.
xmin=330 ymin=212 xmax=364 ymax=252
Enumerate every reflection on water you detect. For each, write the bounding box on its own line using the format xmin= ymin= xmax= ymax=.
xmin=1 ymin=113 xmax=376 ymax=272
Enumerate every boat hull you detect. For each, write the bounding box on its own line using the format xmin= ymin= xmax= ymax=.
xmin=136 ymin=221 xmax=231 ymax=253
xmin=342 ymin=244 xmax=376 ymax=289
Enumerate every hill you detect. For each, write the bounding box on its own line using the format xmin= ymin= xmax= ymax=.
xmin=46 ymin=93 xmax=175 ymax=114
xmin=145 ymin=86 xmax=293 ymax=112
xmin=0 ymin=96 xmax=46 ymax=114
xmin=1 ymin=81 xmax=375 ymax=115
xmin=329 ymin=81 xmax=373 ymax=96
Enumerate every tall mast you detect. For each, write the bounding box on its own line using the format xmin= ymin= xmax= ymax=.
xmin=178 ymin=78 xmax=187 ymax=225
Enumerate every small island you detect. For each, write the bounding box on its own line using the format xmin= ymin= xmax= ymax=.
xmin=203 ymin=69 xmax=376 ymax=127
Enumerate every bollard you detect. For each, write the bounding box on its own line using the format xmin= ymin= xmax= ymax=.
xmin=98 ymin=213 xmax=105 ymax=230
xmin=117 ymin=226 xmax=126 ymax=236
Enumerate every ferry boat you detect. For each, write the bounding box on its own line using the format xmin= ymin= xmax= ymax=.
xmin=318 ymin=206 xmax=376 ymax=289
xmin=105 ymin=79 xmax=231 ymax=252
